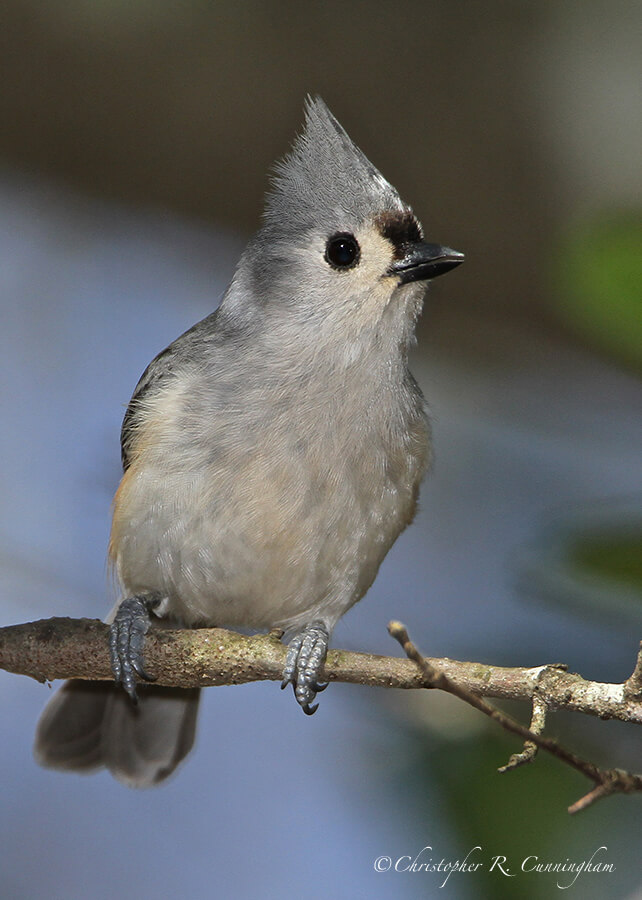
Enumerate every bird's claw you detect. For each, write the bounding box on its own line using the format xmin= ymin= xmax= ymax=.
xmin=109 ymin=594 xmax=159 ymax=704
xmin=281 ymin=622 xmax=330 ymax=714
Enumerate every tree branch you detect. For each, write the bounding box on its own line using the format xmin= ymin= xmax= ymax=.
xmin=2 ymin=616 xmax=642 ymax=813
xmin=1 ymin=617 xmax=641 ymax=726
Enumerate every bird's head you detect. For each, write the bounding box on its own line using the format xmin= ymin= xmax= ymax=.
xmin=230 ymin=97 xmax=463 ymax=350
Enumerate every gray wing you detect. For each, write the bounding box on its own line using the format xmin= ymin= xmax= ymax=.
xmin=120 ymin=343 xmax=178 ymax=471
xmin=119 ymin=310 xmax=222 ymax=471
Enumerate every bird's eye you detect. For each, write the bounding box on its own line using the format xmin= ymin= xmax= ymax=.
xmin=325 ymin=233 xmax=360 ymax=270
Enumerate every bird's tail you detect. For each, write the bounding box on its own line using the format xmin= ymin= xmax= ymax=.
xmin=34 ymin=679 xmax=200 ymax=788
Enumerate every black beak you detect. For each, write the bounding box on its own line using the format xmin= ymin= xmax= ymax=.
xmin=388 ymin=242 xmax=465 ymax=284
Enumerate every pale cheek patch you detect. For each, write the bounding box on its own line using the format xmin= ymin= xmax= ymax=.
xmin=297 ymin=226 xmax=402 ymax=338
xmin=352 ymin=225 xmax=396 ymax=287
xmin=339 ymin=225 xmax=398 ymax=322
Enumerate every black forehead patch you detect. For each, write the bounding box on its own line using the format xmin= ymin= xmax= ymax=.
xmin=375 ymin=210 xmax=423 ymax=257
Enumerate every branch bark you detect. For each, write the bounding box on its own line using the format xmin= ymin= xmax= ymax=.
xmin=4 ymin=616 xmax=642 ymax=812
xmin=1 ymin=617 xmax=641 ymax=727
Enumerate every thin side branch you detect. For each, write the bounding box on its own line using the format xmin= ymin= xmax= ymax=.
xmin=387 ymin=621 xmax=642 ymax=814
xmin=497 ymin=694 xmax=547 ymax=772
xmin=624 ymin=641 xmax=642 ymax=699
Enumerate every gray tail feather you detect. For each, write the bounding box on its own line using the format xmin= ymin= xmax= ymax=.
xmin=34 ymin=680 xmax=201 ymax=788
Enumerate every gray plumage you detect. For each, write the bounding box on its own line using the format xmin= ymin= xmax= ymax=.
xmin=34 ymin=97 xmax=463 ymax=787
xmin=35 ymin=681 xmax=199 ymax=788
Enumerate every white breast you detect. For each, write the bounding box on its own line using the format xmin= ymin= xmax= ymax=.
xmin=110 ymin=354 xmax=429 ymax=632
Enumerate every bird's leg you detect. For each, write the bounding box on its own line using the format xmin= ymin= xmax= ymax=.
xmin=110 ymin=593 xmax=161 ymax=704
xmin=281 ymin=622 xmax=330 ymax=715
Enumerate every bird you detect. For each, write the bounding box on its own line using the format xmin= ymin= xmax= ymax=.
xmin=34 ymin=96 xmax=464 ymax=788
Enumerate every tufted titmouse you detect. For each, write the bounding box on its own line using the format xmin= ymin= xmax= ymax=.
xmin=34 ymin=97 xmax=463 ymax=787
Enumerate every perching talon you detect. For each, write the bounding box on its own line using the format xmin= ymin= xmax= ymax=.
xmin=109 ymin=594 xmax=160 ymax=703
xmin=281 ymin=622 xmax=330 ymax=714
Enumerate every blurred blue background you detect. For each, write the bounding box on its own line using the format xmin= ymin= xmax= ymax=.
xmin=1 ymin=3 xmax=641 ymax=899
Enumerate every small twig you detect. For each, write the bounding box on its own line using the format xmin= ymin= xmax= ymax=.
xmin=498 ymin=694 xmax=547 ymax=773
xmin=624 ymin=641 xmax=642 ymax=699
xmin=387 ymin=620 xmax=642 ymax=815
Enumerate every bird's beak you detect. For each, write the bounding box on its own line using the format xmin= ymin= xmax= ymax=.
xmin=388 ymin=242 xmax=465 ymax=284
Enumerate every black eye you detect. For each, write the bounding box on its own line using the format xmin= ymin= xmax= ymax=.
xmin=325 ymin=233 xmax=360 ymax=270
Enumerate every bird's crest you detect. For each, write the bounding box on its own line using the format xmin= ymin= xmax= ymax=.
xmin=264 ymin=96 xmax=405 ymax=237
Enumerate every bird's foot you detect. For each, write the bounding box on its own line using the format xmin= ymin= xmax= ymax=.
xmin=281 ymin=622 xmax=329 ymax=715
xmin=110 ymin=594 xmax=160 ymax=704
